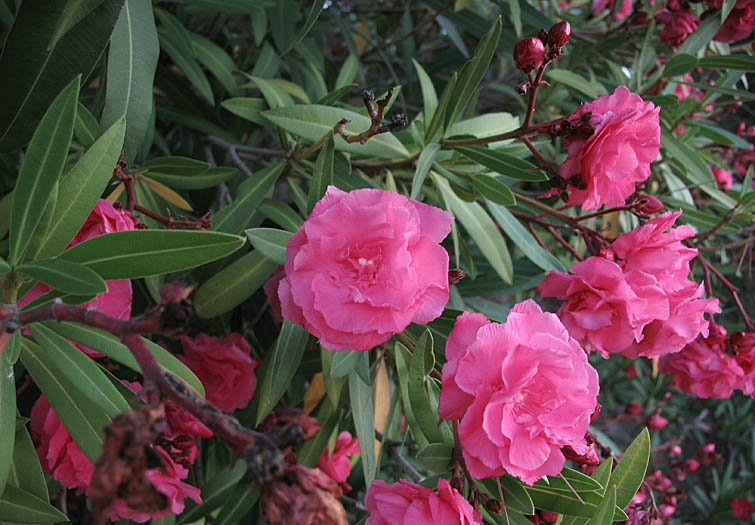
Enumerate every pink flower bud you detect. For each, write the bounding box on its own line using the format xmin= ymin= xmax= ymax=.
xmin=657 ymin=476 xmax=673 ymax=490
xmin=636 ymin=194 xmax=665 ymax=214
xmin=747 ymin=126 xmax=755 ymax=137
xmin=625 ymin=402 xmax=643 ymax=415
xmin=647 ymin=412 xmax=669 ymax=430
xmin=669 ymin=445 xmax=682 ymax=457
xmin=702 ymin=443 xmax=716 ymax=454
xmin=660 ymin=504 xmax=676 ymax=517
xmin=684 ymin=458 xmax=700 ymax=471
xmin=599 ymin=245 xmax=616 ymax=261
xmin=513 ymin=37 xmax=546 ymax=72
xmin=547 ymin=21 xmax=571 ymax=48
xmin=541 ymin=510 xmax=560 ymax=523
xmin=736 ymin=122 xmax=746 ymax=136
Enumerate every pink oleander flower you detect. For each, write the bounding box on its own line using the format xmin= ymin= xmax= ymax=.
xmin=179 ymin=333 xmax=260 ymax=412
xmin=438 ymin=301 xmax=599 ymax=485
xmin=659 ymin=324 xmax=745 ymax=398
xmin=732 ymin=331 xmax=755 ymax=395
xmin=714 ymin=0 xmax=755 ymax=42
xmin=656 ymin=8 xmax=699 ymax=48
xmin=276 ymin=186 xmax=453 ymax=351
xmin=593 ymin=0 xmax=633 ymax=20
xmin=18 ymin=199 xmax=135 ymax=357
xmin=712 ymin=167 xmax=733 ymax=190
xmin=316 ymin=431 xmax=360 ymax=484
xmin=558 ymin=86 xmax=660 ymax=210
xmin=735 ymin=146 xmax=755 ymax=177
xmin=365 ymin=478 xmax=482 ymax=525
xmin=732 ymin=497 xmax=755 ymax=521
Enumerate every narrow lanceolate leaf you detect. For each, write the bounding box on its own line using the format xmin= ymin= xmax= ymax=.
xmin=0 ymin=352 xmax=15 ymax=497
xmin=57 ymin=230 xmax=245 ymax=279
xmin=349 ymin=352 xmax=376 ymax=485
xmin=416 ymin=443 xmax=453 ymax=473
xmin=473 ymin=174 xmax=516 ymax=206
xmin=411 ymin=143 xmax=440 ymax=200
xmin=9 ymin=77 xmax=79 ymax=265
xmin=283 ymin=0 xmax=325 ymax=55
xmin=177 ymin=460 xmax=247 ymax=524
xmin=75 ymin=101 xmax=99 ymax=147
xmin=27 ymin=324 xmax=129 ymax=417
xmin=101 ymin=0 xmax=159 ymax=162
xmin=433 ymin=173 xmax=513 ymax=283
xmin=455 ymin=145 xmax=548 ymax=181
xmin=259 ymin=200 xmax=303 ymax=232
xmin=189 ymin=32 xmax=239 ymax=96
xmin=256 ymin=321 xmax=310 ymax=424
xmin=141 ymin=176 xmax=194 ymax=211
xmin=35 ymin=117 xmax=126 ymax=260
xmin=608 ymin=428 xmax=650 ymax=510
xmin=425 ymin=71 xmax=457 ymax=144
xmin=244 ymin=228 xmax=292 ymax=265
xmin=49 ymin=0 xmax=107 ymax=48
xmin=408 ymin=330 xmax=447 ymax=444
xmin=307 ymin=133 xmax=335 ymax=214
xmin=587 ymin=486 xmax=616 ymax=525
xmin=17 ymin=259 xmax=107 ymax=295
xmin=412 ymin=58 xmax=438 ymax=126
xmin=0 ymin=258 xmax=10 ymax=276
xmin=0 ymin=484 xmax=69 ymax=523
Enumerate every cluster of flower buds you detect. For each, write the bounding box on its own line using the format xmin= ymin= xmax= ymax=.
xmin=735 ymin=122 xmax=755 ymax=137
xmin=512 ymin=21 xmax=571 ymax=73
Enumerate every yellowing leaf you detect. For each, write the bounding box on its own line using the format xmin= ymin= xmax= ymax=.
xmin=142 ymin=175 xmax=194 ymax=211
xmin=374 ymin=358 xmax=390 ymax=461
xmin=355 ymin=17 xmax=369 ymax=55
xmin=303 ymin=372 xmax=326 ymax=414
xmin=106 ymin=182 xmax=125 ymax=204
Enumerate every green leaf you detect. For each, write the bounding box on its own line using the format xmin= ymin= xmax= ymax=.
xmin=246 ymin=75 xmax=294 ymax=109
xmin=44 ymin=321 xmax=204 ymax=396
xmin=608 ymin=428 xmax=650 ymax=510
xmin=74 ymin=101 xmax=99 ymax=147
xmin=486 ymin=201 xmax=566 ymax=272
xmin=678 ymin=15 xmax=722 ymax=55
xmin=330 ymin=349 xmax=362 ymax=379
xmin=0 ymin=484 xmax=69 ymax=523
xmin=17 ymin=259 xmax=107 ymax=295
xmin=146 ymin=166 xmax=237 ymax=190
xmin=57 ymin=230 xmax=245 ymax=279
xmin=283 ymin=0 xmax=324 ymax=55
xmin=177 ymin=460 xmax=247 ymax=524
xmin=320 ymin=346 xmax=347 ymax=410
xmin=587 ymin=486 xmax=616 ymax=525
xmin=26 ymin=324 xmax=129 ymax=417
xmin=23 ymin=182 xmax=59 ymax=263
xmin=394 ymin=342 xmax=429 ymax=448
xmin=189 ymin=32 xmax=239 ymax=96
xmin=194 ymin=250 xmax=278 ymax=318
xmin=411 ymin=143 xmax=440 ymax=200
xmin=49 ymin=0 xmax=107 ymax=47
xmin=0 ymin=353 xmax=15 ymax=497
xmin=214 ymin=485 xmax=260 ymax=525
xmin=525 ymin=483 xmax=627 ymax=520
xmin=408 ymin=330 xmax=447 ymax=444
xmin=349 ymin=352 xmax=376 ymax=485
xmin=433 ymin=173 xmax=513 ymax=283
xmin=455 ymin=146 xmax=547 ymax=181
xmin=212 ymin=162 xmax=286 ymax=234
xmin=259 ymin=200 xmax=303 ymax=232
xmin=698 ymin=55 xmax=755 ymax=71
xmin=101 ymin=0 xmax=159 ymax=162
xmin=9 ymin=76 xmax=79 ymax=264
xmin=256 ymin=321 xmax=310 ymax=424
xmin=298 ymin=401 xmax=339 ymax=467
xmin=307 ymin=133 xmax=335 ymax=214
xmin=2 ymin=332 xmax=20 ymax=366
xmin=0 ymin=0 xmax=124 ymax=151
xmin=416 ymin=443 xmax=453 ymax=473
xmin=412 ymin=59 xmax=438 ymax=127
xmin=262 ymin=105 xmax=410 ymax=159
xmin=0 ymin=259 xmax=10 ymax=276
xmin=662 ymin=53 xmax=698 ymax=77
xmin=34 ymin=117 xmax=126 ymax=260
xmin=335 ymin=53 xmax=360 ymax=89
xmin=317 ymin=84 xmax=358 ymax=106
xmin=221 ymin=97 xmax=268 ymax=126
xmin=478 ymin=476 xmax=535 ymax=515
xmin=244 ymin=228 xmax=292 ymax=264
xmin=425 ymin=72 xmax=457 ymax=144
xmin=473 ymin=174 xmax=515 ymax=206
xmin=20 ymin=338 xmax=107 ymax=461
xmin=546 ymin=69 xmax=605 ymax=99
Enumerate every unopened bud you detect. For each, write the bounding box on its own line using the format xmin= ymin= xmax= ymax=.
xmin=541 ymin=510 xmax=560 ymax=523
xmin=736 ymin=122 xmax=746 ymax=136
xmin=448 ymin=268 xmax=467 ymax=285
xmin=701 ymin=443 xmax=716 ymax=454
xmin=684 ymin=458 xmax=700 ymax=471
xmin=547 ymin=21 xmax=571 ymax=48
xmin=669 ymin=445 xmax=682 ymax=457
xmin=660 ymin=504 xmax=676 ymax=517
xmin=747 ymin=126 xmax=755 ymax=137
xmin=625 ymin=402 xmax=643 ymax=415
xmin=513 ymin=37 xmax=546 ymax=73
xmin=636 ymin=194 xmax=665 ymax=214
xmin=646 ymin=411 xmax=668 ymax=430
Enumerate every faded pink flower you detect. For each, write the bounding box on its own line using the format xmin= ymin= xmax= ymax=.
xmin=714 ymin=0 xmax=755 ymax=42
xmin=179 ymin=333 xmax=260 ymax=412
xmin=593 ymin=0 xmax=633 ymax=20
xmin=18 ymin=199 xmax=135 ymax=357
xmin=656 ymin=9 xmax=699 ymax=48
xmin=559 ymin=86 xmax=660 ymax=210
xmin=438 ymin=301 xmax=599 ymax=485
xmin=659 ymin=324 xmax=745 ymax=398
xmin=365 ymin=478 xmax=482 ymax=525
xmin=712 ymin=167 xmax=733 ymax=190
xmin=316 ymin=431 xmax=360 ymax=484
xmin=277 ymin=186 xmax=453 ymax=351
xmin=731 ymin=331 xmax=755 ymax=395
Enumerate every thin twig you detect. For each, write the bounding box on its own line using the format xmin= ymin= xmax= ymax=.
xmin=206 ymin=136 xmax=254 ymax=177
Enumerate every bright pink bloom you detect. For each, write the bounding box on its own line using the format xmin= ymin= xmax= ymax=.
xmin=179 ymin=333 xmax=260 ymax=412
xmin=659 ymin=324 xmax=745 ymax=399
xmin=438 ymin=301 xmax=599 ymax=485
xmin=30 ymin=396 xmax=94 ymax=491
xmin=712 ymin=167 xmax=733 ymax=190
xmin=656 ymin=9 xmax=699 ymax=48
xmin=18 ymin=200 xmax=135 ymax=357
xmin=593 ymin=0 xmax=633 ymax=20
xmin=278 ymin=186 xmax=453 ymax=351
xmin=263 ymin=264 xmax=286 ymax=321
xmin=559 ymin=86 xmax=660 ymax=210
xmin=714 ymin=0 xmax=755 ymax=42
xmin=316 ymin=431 xmax=360 ymax=484
xmin=364 ymin=478 xmax=482 ymax=525
xmin=732 ymin=497 xmax=755 ymax=520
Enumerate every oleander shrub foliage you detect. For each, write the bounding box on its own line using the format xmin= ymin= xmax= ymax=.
xmin=1 ymin=0 xmax=754 ymax=523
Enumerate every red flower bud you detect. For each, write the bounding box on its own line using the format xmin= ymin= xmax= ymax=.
xmin=701 ymin=443 xmax=716 ymax=454
xmin=647 ymin=412 xmax=668 ymax=430
xmin=669 ymin=445 xmax=682 ymax=457
xmin=660 ymin=504 xmax=676 ymax=517
xmin=625 ymin=402 xmax=643 ymax=415
xmin=547 ymin=21 xmax=571 ymax=48
xmin=636 ymin=194 xmax=665 ymax=214
xmin=684 ymin=458 xmax=700 ymax=471
xmin=736 ymin=122 xmax=746 ymax=136
xmin=541 ymin=510 xmax=560 ymax=523
xmin=513 ymin=37 xmax=546 ymax=73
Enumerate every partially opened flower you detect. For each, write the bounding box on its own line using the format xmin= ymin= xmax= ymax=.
xmin=316 ymin=431 xmax=360 ymax=484
xmin=276 ymin=186 xmax=453 ymax=351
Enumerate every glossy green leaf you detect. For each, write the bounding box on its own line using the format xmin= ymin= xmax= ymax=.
xmin=263 ymin=105 xmax=410 ymax=159
xmin=9 ymin=77 xmax=79 ymax=264
xmin=433 ymin=173 xmax=513 ymax=283
xmin=194 ymin=250 xmax=278 ymax=318
xmin=214 ymin=485 xmax=260 ymax=525
xmin=0 ymin=353 xmax=15 ymax=497
xmin=416 ymin=443 xmax=453 ymax=473
xmin=17 ymin=259 xmax=106 ymax=295
xmin=177 ymin=460 xmax=247 ymax=524
xmin=425 ymin=71 xmax=457 ymax=144
xmin=307 ymin=133 xmax=335 ymax=214
xmin=455 ymin=146 xmax=547 ymax=181
xmin=412 ymin=59 xmax=438 ymax=127
xmin=317 ymin=84 xmax=358 ymax=106
xmin=142 ymin=155 xmax=209 ymax=176
xmin=212 ymin=162 xmax=286 ymax=234
xmin=57 ymin=230 xmax=245 ymax=279
xmin=22 ymin=182 xmax=59 ymax=263
xmin=148 ymin=166 xmax=237 ymax=190
xmin=0 ymin=259 xmax=11 ymax=276
xmin=221 ymin=97 xmax=268 ymax=126
xmin=2 ymin=332 xmax=20 ymax=366
xmin=587 ymin=486 xmax=616 ymax=525
xmin=546 ymin=69 xmax=605 ymax=99
xmin=259 ymin=200 xmax=303 ymax=232
xmin=247 ymin=76 xmax=294 ymax=108
xmin=34 ymin=117 xmax=126 ymax=260
xmin=335 ymin=53 xmax=359 ymax=89
xmin=27 ymin=324 xmax=128 ymax=417
xmin=320 ymin=346 xmax=347 ymax=410
xmin=283 ymin=0 xmax=325 ymax=55
xmin=684 ymin=120 xmax=751 ymax=148
xmin=486 ymin=201 xmax=566 ymax=272
xmin=44 ymin=321 xmax=204 ymax=396
xmin=244 ymin=228 xmax=292 ymax=264
xmin=101 ymin=0 xmax=158 ymax=162
xmin=478 ymin=475 xmax=535 ymax=515
xmin=330 ymin=349 xmax=362 ymax=378
xmin=678 ymin=16 xmax=722 ymax=55
xmin=411 ymin=143 xmax=440 ymax=200
xmin=662 ymin=53 xmax=698 ymax=77
xmin=394 ymin=342 xmax=429 ymax=448
xmin=74 ymin=101 xmax=98 ymax=147
xmin=256 ymin=321 xmax=310 ymax=424
xmin=49 ymin=0 xmax=106 ymax=47
xmin=698 ymin=55 xmax=755 ymax=71
xmin=560 ymin=460 xmax=614 ymax=525
xmin=473 ymin=174 xmax=515 ymax=206
xmin=0 ymin=484 xmax=68 ymax=523
xmin=189 ymin=32 xmax=239 ymax=96
xmin=349 ymin=352 xmax=376 ymax=485
xmin=408 ymin=330 xmax=447 ymax=444
xmin=525 ymin=483 xmax=627 ymax=520
xmin=298 ymin=401 xmax=339 ymax=467
xmin=6 ymin=423 xmax=50 ymax=511
xmin=608 ymin=428 xmax=650 ymax=510
xmin=20 ymin=339 xmax=107 ymax=461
